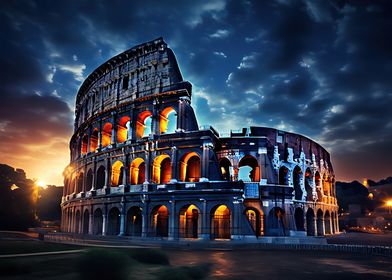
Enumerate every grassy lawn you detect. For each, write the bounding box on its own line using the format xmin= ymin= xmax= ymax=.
xmin=0 ymin=240 xmax=83 ymax=255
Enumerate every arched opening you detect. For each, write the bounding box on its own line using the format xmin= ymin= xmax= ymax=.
xmin=331 ymin=211 xmax=336 ymax=234
xmin=90 ymin=128 xmax=99 ymax=152
xmin=245 ymin=208 xmax=263 ymax=237
xmin=101 ymin=122 xmax=112 ymax=148
xmin=317 ymin=209 xmax=324 ymax=236
xmin=294 ymin=208 xmax=305 ymax=231
xmin=126 ymin=207 xmax=142 ymax=236
xmin=323 ymin=174 xmax=329 ymax=196
xmin=96 ymin=166 xmax=105 ymax=189
xmin=160 ymin=107 xmax=177 ymax=134
xmin=219 ymin=157 xmax=232 ymax=181
xmin=238 ymin=156 xmax=260 ymax=182
xmin=293 ymin=166 xmax=303 ymax=200
xmin=324 ymin=210 xmax=331 ymax=234
xmin=136 ymin=111 xmax=152 ymax=139
xmin=111 ymin=161 xmax=124 ymax=187
xmin=151 ymin=205 xmax=169 ymax=237
xmin=107 ymin=207 xmax=121 ymax=235
xmin=81 ymin=134 xmax=88 ymax=155
xmin=179 ymin=204 xmax=199 ymax=238
xmin=279 ymin=166 xmax=289 ymax=185
xmin=77 ymin=172 xmax=84 ymax=193
xmin=306 ymin=208 xmax=316 ymax=236
xmin=93 ymin=208 xmax=103 ymax=235
xmin=152 ymin=154 xmax=171 ymax=184
xmin=180 ymin=152 xmax=201 ymax=182
xmin=315 ymin=172 xmax=322 ymax=201
xmin=211 ymin=205 xmax=231 ymax=240
xmin=130 ymin=158 xmax=146 ymax=185
xmin=86 ymin=169 xmax=93 ymax=191
xmin=304 ymin=168 xmax=313 ymax=201
xmin=75 ymin=210 xmax=81 ymax=233
xmin=83 ymin=210 xmax=89 ymax=234
xmin=117 ymin=116 xmax=131 ymax=143
xmin=268 ymin=207 xmax=286 ymax=236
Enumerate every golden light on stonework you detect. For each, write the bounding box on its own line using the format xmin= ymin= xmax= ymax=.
xmin=368 ymin=192 xmax=374 ymax=200
xmin=386 ymin=200 xmax=392 ymax=207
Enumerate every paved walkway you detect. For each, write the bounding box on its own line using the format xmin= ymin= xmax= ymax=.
xmin=0 ymin=249 xmax=85 ymax=258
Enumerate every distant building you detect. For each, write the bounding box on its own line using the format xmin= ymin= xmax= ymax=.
xmin=62 ymin=38 xmax=338 ymax=240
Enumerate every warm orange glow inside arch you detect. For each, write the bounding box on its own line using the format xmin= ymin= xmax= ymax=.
xmin=152 ymin=154 xmax=171 ymax=184
xmin=180 ymin=152 xmax=201 ymax=182
xmin=130 ymin=157 xmax=145 ymax=185
xmin=90 ymin=128 xmax=98 ymax=152
xmin=117 ymin=116 xmax=131 ymax=143
xmin=160 ymin=107 xmax=176 ymax=134
xmin=214 ymin=205 xmax=230 ymax=216
xmin=136 ymin=111 xmax=152 ymax=139
xmin=102 ymin=122 xmax=112 ymax=148
xmin=81 ymin=134 xmax=88 ymax=155
xmin=111 ymin=160 xmax=124 ymax=186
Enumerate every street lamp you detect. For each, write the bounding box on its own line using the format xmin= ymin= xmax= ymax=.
xmin=386 ymin=200 xmax=392 ymax=214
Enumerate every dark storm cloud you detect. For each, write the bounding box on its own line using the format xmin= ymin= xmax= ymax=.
xmin=0 ymin=0 xmax=391 ymax=183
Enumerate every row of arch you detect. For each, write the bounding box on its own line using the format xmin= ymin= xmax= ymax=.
xmin=80 ymin=107 xmax=177 ymax=155
xmin=67 ymin=152 xmax=201 ymax=195
xmin=63 ymin=204 xmax=232 ymax=239
xmin=63 ymin=203 xmax=338 ymax=239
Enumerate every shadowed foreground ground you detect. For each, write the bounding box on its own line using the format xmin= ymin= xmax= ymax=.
xmin=0 ymin=232 xmax=391 ymax=280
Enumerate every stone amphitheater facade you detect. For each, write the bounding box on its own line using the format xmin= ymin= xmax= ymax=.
xmin=61 ymin=38 xmax=339 ymax=240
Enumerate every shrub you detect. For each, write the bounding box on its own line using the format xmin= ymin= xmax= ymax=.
xmin=76 ymin=248 xmax=132 ymax=280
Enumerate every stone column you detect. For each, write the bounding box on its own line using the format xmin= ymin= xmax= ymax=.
xmin=88 ymin=212 xmax=93 ymax=235
xmin=111 ymin=112 xmax=117 ymax=145
xmin=152 ymin=99 xmax=159 ymax=136
xmin=98 ymin=118 xmax=103 ymax=150
xmin=200 ymin=140 xmax=213 ymax=182
xmin=142 ymin=201 xmax=149 ymax=238
xmin=105 ymin=158 xmax=111 ymax=189
xmin=144 ymin=143 xmax=151 ymax=184
xmin=170 ymin=146 xmax=178 ymax=183
xmin=199 ymin=199 xmax=209 ymax=239
xmin=119 ymin=198 xmax=126 ymax=236
xmin=102 ymin=207 xmax=108 ymax=236
xmin=92 ymin=159 xmax=97 ymax=190
xmin=87 ymin=127 xmax=91 ymax=154
xmin=313 ymin=217 xmax=318 ymax=236
xmin=168 ymin=199 xmax=177 ymax=240
xmin=231 ymin=200 xmax=242 ymax=240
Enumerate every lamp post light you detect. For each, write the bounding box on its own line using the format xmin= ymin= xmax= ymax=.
xmin=386 ymin=200 xmax=392 ymax=214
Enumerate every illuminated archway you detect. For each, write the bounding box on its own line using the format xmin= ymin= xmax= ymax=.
xmin=211 ymin=205 xmax=231 ymax=239
xmin=151 ymin=205 xmax=169 ymax=237
xmin=238 ymin=155 xmax=260 ymax=182
xmin=130 ymin=158 xmax=145 ymax=185
xmin=293 ymin=166 xmax=303 ymax=200
xmin=81 ymin=134 xmax=88 ymax=155
xmin=117 ymin=116 xmax=131 ymax=143
xmin=322 ymin=174 xmax=329 ymax=196
xmin=111 ymin=161 xmax=124 ymax=187
xmin=179 ymin=204 xmax=199 ymax=238
xmin=93 ymin=208 xmax=103 ymax=235
xmin=279 ymin=166 xmax=289 ymax=185
xmin=96 ymin=166 xmax=105 ymax=189
xmin=136 ymin=111 xmax=152 ymax=139
xmin=315 ymin=171 xmax=322 ymax=201
xmin=107 ymin=207 xmax=120 ymax=235
xmin=160 ymin=107 xmax=177 ymax=134
xmin=126 ymin=207 xmax=142 ymax=236
xmin=90 ymin=128 xmax=98 ymax=152
xmin=101 ymin=122 xmax=112 ymax=148
xmin=219 ymin=157 xmax=232 ymax=181
xmin=152 ymin=154 xmax=171 ymax=184
xmin=245 ymin=208 xmax=263 ymax=237
xmin=180 ymin=152 xmax=200 ymax=182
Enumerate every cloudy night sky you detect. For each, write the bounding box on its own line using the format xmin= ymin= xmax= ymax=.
xmin=0 ymin=0 xmax=391 ymax=185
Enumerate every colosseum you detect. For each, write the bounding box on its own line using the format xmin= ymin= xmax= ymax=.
xmin=61 ymin=38 xmax=339 ymax=241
